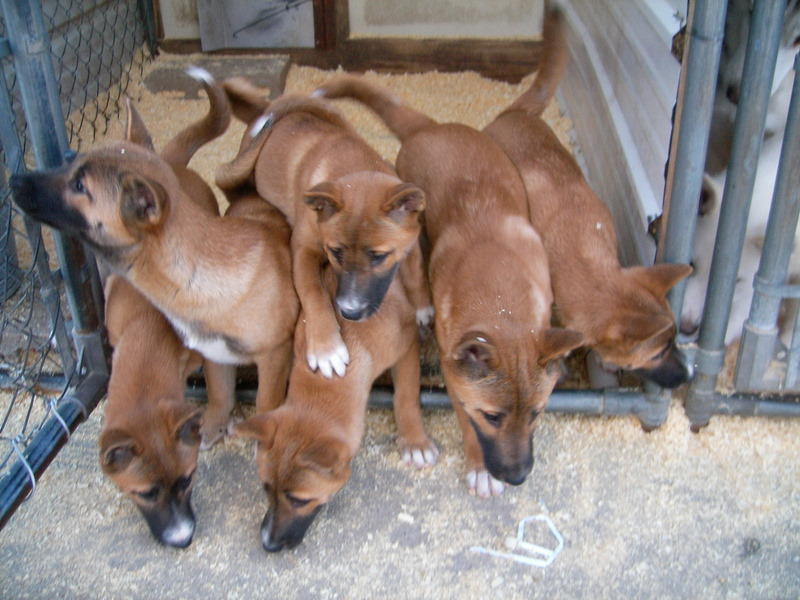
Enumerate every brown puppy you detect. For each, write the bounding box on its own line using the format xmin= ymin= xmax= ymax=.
xmin=10 ymin=69 xmax=298 ymax=432
xmin=482 ymin=6 xmax=692 ymax=387
xmin=316 ymin=78 xmax=585 ymax=497
xmin=100 ymin=274 xmax=204 ymax=548
xmin=216 ymin=81 xmax=428 ymax=380
xmin=231 ymin=263 xmax=438 ymax=551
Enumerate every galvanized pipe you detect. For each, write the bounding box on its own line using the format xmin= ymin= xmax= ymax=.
xmin=662 ymin=0 xmax=728 ymax=321
xmin=735 ymin=52 xmax=800 ymax=389
xmin=686 ymin=0 xmax=786 ymax=427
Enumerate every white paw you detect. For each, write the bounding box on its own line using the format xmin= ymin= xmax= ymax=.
xmin=307 ymin=341 xmax=350 ymax=379
xmin=401 ymin=444 xmax=439 ymax=469
xmin=416 ymin=306 xmax=434 ymax=327
xmin=467 ymin=469 xmax=505 ymax=498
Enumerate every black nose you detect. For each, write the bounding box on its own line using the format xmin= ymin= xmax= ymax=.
xmin=503 ymin=471 xmax=528 ymax=486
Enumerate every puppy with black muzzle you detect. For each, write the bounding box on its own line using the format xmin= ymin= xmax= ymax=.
xmin=216 ymin=80 xmax=430 ymax=380
xmin=231 ymin=263 xmax=438 ymax=551
xmin=100 ymin=275 xmax=206 ymax=548
xmin=315 ymin=75 xmax=585 ymax=497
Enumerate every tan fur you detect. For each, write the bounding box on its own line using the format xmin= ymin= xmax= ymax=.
xmin=232 ymin=265 xmax=438 ymax=551
xmin=216 ymin=83 xmax=430 ymax=380
xmin=317 ymin=75 xmax=584 ymax=497
xmin=99 ymin=274 xmax=204 ymax=547
xmin=483 ymin=5 xmax=692 ymax=387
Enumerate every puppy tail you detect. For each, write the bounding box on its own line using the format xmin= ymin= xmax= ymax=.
xmin=502 ymin=2 xmax=567 ymax=117
xmin=222 ymin=76 xmax=271 ymax=125
xmin=160 ymin=67 xmax=233 ymax=169
xmin=314 ymin=75 xmax=434 ymax=142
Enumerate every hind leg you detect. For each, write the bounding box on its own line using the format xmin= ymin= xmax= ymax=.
xmin=254 ymin=339 xmax=293 ymax=414
xmin=200 ymin=360 xmax=237 ymax=449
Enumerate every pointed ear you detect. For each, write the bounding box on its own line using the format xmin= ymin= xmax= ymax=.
xmin=537 ymin=328 xmax=585 ymax=365
xmin=629 ymin=263 xmax=692 ymax=298
xmin=124 ymin=98 xmax=155 ymax=152
xmin=453 ymin=332 xmax=496 ymax=380
xmin=300 ymin=437 xmax=351 ymax=478
xmin=230 ymin=414 xmax=278 ymax=450
xmin=98 ymin=428 xmax=140 ymax=474
xmin=382 ymin=182 xmax=425 ymax=222
xmin=120 ymin=173 xmax=168 ymax=232
xmin=303 ymin=181 xmax=341 ymax=222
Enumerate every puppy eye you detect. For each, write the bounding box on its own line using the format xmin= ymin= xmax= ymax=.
xmin=137 ymin=486 xmax=161 ymax=502
xmin=480 ymin=410 xmax=504 ymax=428
xmin=528 ymin=409 xmax=542 ymax=426
xmin=368 ymin=250 xmax=388 ymax=266
xmin=285 ymin=493 xmax=311 ymax=508
xmin=70 ymin=177 xmax=85 ymax=194
xmin=328 ymin=247 xmax=344 ymax=265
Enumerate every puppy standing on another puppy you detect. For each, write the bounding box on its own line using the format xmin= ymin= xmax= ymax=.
xmin=216 ymin=81 xmax=429 ymax=380
xmin=482 ymin=5 xmax=692 ymax=388
xmin=231 ymin=263 xmax=438 ymax=551
xmin=317 ymin=72 xmax=585 ymax=497
xmin=10 ymin=68 xmax=299 ymax=436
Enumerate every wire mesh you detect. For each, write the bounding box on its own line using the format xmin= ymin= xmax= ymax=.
xmin=0 ymin=0 xmax=153 ymax=525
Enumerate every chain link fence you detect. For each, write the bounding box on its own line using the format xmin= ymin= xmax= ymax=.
xmin=0 ymin=0 xmax=155 ymax=528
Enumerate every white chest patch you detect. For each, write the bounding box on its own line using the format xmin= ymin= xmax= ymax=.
xmin=168 ymin=316 xmax=250 ymax=365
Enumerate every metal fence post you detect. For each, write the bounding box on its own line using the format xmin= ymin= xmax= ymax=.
xmin=685 ymin=0 xmax=786 ymax=428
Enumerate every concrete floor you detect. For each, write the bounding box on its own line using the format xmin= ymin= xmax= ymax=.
xmin=0 ymin=398 xmax=798 ymax=599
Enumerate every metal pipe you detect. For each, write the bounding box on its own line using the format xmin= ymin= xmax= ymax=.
xmin=686 ymin=0 xmax=786 ymax=428
xmin=735 ymin=52 xmax=800 ymax=389
xmin=662 ymin=0 xmax=728 ymax=321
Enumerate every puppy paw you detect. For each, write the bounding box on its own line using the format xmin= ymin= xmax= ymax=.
xmin=306 ymin=335 xmax=350 ymax=379
xmin=466 ymin=469 xmax=505 ymax=498
xmin=399 ymin=438 xmax=439 ymax=469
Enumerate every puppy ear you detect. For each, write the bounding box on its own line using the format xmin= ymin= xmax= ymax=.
xmin=382 ymin=182 xmax=425 ymax=222
xmin=230 ymin=414 xmax=278 ymax=450
xmin=537 ymin=328 xmax=585 ymax=365
xmin=629 ymin=263 xmax=693 ymax=298
xmin=98 ymin=428 xmax=141 ymax=474
xmin=453 ymin=332 xmax=496 ymax=380
xmin=303 ymin=181 xmax=341 ymax=222
xmin=124 ymin=98 xmax=155 ymax=152
xmin=300 ymin=437 xmax=351 ymax=478
xmin=120 ymin=173 xmax=168 ymax=232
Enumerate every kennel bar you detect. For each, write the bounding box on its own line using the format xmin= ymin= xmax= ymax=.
xmin=682 ymin=0 xmax=800 ymax=427
xmin=661 ymin=0 xmax=728 ymax=321
xmin=735 ymin=51 xmax=800 ymax=390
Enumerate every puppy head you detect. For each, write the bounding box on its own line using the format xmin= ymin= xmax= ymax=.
xmin=9 ymin=143 xmax=174 ymax=266
xmin=445 ymin=327 xmax=584 ymax=485
xmin=592 ymin=263 xmax=693 ymax=388
xmin=231 ymin=409 xmax=352 ymax=552
xmin=99 ymin=399 xmax=202 ymax=548
xmin=303 ymin=172 xmax=425 ymax=321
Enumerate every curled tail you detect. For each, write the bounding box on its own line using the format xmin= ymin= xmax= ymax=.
xmin=314 ymin=75 xmax=434 ymax=142
xmin=503 ymin=3 xmax=567 ymax=117
xmin=160 ymin=66 xmax=232 ymax=169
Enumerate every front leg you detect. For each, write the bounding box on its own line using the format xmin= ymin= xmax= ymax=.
xmin=390 ymin=336 xmax=438 ymax=468
xmin=441 ymin=367 xmax=504 ymax=499
xmin=292 ymin=241 xmax=349 ymax=378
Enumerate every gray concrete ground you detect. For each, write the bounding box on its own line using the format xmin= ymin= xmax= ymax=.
xmin=0 ymin=399 xmax=798 ymax=599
